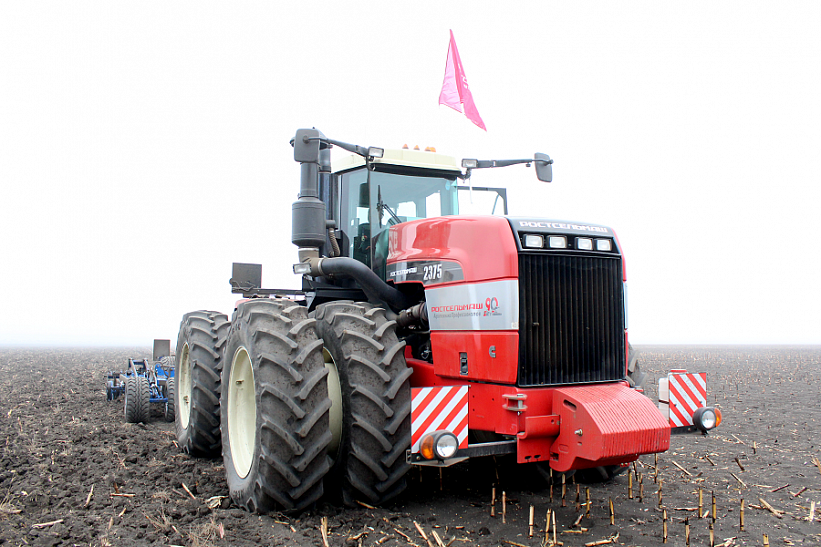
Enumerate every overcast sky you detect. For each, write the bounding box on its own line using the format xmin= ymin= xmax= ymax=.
xmin=2 ymin=2 xmax=820 ymax=346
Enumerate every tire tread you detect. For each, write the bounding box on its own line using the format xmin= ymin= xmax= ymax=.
xmin=176 ymin=310 xmax=229 ymax=456
xmin=315 ymin=300 xmax=411 ymax=506
xmin=221 ymin=298 xmax=331 ymax=514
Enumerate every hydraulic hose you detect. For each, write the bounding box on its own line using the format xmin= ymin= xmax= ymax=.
xmin=328 ymin=228 xmax=341 ymax=258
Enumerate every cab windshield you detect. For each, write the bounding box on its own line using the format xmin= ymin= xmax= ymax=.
xmin=338 ymin=167 xmax=458 ymax=268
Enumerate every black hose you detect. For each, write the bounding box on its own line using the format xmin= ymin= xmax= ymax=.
xmin=328 ymin=228 xmax=341 ymax=258
xmin=313 ymin=257 xmax=413 ymax=312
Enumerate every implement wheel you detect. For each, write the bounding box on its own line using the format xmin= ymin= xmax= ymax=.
xmin=165 ymin=380 xmax=176 ymax=423
xmin=161 ymin=355 xmax=176 ymax=374
xmin=175 ymin=310 xmax=230 ymax=456
xmin=314 ymin=301 xmax=412 ymax=506
xmin=124 ymin=376 xmax=150 ymax=423
xmin=221 ymin=299 xmax=331 ymax=513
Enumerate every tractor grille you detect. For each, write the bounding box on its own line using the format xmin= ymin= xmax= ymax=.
xmin=518 ymin=253 xmax=625 ymax=386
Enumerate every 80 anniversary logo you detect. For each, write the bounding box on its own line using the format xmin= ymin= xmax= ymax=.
xmin=430 ymin=297 xmax=501 ymax=317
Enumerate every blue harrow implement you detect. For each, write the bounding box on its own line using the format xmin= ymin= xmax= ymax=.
xmin=106 ymin=339 xmax=176 ymax=423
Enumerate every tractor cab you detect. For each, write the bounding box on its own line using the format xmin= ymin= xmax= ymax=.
xmin=330 ymin=148 xmax=509 ymax=277
xmin=333 ymin=149 xmax=460 ymax=274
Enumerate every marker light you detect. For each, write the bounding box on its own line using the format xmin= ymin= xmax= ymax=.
xmin=523 ymin=234 xmax=544 ymax=249
xmin=596 ymin=239 xmax=612 ymax=251
xmin=419 ymin=430 xmax=460 ymax=460
xmin=577 ymin=238 xmax=593 ymax=250
xmin=692 ymin=407 xmax=723 ymax=432
xmin=548 ymin=236 xmax=567 ymax=249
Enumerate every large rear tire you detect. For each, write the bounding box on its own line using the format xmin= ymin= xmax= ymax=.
xmin=124 ymin=376 xmax=150 ymax=423
xmin=175 ymin=310 xmax=230 ymax=456
xmin=221 ymin=299 xmax=331 ymax=513
xmin=314 ymin=301 xmax=412 ymax=506
xmin=626 ymin=343 xmax=647 ymax=389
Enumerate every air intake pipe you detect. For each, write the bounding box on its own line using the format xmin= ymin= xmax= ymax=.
xmin=301 ymin=257 xmax=414 ymax=313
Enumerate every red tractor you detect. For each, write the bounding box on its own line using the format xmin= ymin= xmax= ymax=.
xmin=173 ymin=128 xmax=674 ymax=513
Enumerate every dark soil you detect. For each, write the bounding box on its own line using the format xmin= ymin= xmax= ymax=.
xmin=1 ymin=346 xmax=820 ymax=546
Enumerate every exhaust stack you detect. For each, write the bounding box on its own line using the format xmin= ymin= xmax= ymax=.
xmin=292 ymin=128 xmax=330 ymax=261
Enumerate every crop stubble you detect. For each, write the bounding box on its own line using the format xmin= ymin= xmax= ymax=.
xmin=0 ymin=346 xmax=820 ymax=546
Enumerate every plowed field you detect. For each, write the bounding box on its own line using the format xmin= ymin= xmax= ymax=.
xmin=1 ymin=346 xmax=820 ymax=546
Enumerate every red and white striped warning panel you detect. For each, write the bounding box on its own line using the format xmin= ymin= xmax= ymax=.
xmin=668 ymin=372 xmax=707 ymax=427
xmin=411 ymin=386 xmax=469 ymax=453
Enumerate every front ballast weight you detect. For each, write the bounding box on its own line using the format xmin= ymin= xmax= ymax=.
xmin=407 ymin=372 xmax=723 ymax=469
xmin=105 ymin=339 xmax=176 ymax=423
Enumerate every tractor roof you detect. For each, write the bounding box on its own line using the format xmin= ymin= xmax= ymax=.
xmin=332 ymin=148 xmax=462 ymax=174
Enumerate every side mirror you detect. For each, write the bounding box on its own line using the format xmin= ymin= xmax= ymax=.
xmin=293 ymin=128 xmax=323 ymax=163
xmin=534 ymin=153 xmax=553 ymax=183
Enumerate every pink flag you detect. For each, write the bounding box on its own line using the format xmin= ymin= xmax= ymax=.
xmin=439 ymin=30 xmax=486 ymax=131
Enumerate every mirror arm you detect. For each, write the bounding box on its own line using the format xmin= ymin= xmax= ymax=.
xmin=471 ymin=158 xmax=553 ymax=169
xmin=290 ymin=135 xmax=376 ymax=159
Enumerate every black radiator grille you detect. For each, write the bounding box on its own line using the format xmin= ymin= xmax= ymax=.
xmin=518 ymin=254 xmax=625 ymax=386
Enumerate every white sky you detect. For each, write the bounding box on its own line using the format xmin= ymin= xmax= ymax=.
xmin=2 ymin=2 xmax=820 ymax=346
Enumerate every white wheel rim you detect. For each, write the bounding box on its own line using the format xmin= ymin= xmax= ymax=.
xmin=228 ymin=346 xmax=256 ymax=479
xmin=323 ymin=349 xmax=343 ymax=457
xmin=179 ymin=343 xmax=192 ymax=428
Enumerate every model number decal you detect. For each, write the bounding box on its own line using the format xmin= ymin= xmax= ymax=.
xmin=423 ymin=264 xmax=442 ymax=281
xmin=387 ymin=261 xmax=464 ymax=285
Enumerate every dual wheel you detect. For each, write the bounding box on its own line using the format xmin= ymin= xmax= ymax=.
xmin=123 ymin=374 xmax=177 ymax=424
xmin=161 ymin=355 xmax=176 ymax=423
xmin=124 ymin=376 xmax=150 ymax=423
xmin=174 ymin=311 xmax=230 ymax=455
xmin=219 ymin=299 xmax=412 ymax=513
xmin=174 ymin=300 xmax=412 ymax=513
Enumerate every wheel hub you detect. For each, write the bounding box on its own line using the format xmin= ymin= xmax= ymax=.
xmin=323 ymin=349 xmax=343 ymax=457
xmin=228 ymin=347 xmax=256 ymax=479
xmin=179 ymin=344 xmax=192 ymax=428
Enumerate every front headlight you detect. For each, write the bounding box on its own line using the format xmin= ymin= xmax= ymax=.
xmin=692 ymin=407 xmax=722 ymax=432
xmin=419 ymin=430 xmax=459 ymax=460
xmin=548 ymin=236 xmax=567 ymax=249
xmin=523 ymin=234 xmax=544 ymax=249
